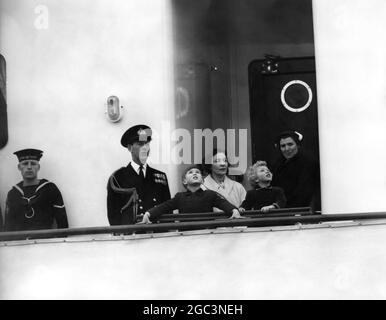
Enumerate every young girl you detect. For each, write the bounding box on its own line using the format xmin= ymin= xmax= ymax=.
xmin=240 ymin=161 xmax=286 ymax=212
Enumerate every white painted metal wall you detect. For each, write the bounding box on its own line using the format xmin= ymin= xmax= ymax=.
xmin=0 ymin=0 xmax=177 ymax=227
xmin=2 ymin=0 xmax=386 ymax=300
xmin=1 ymin=222 xmax=386 ymax=299
xmin=313 ymin=0 xmax=386 ymax=214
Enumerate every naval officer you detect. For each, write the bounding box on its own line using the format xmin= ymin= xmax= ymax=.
xmin=107 ymin=125 xmax=171 ymax=225
xmin=3 ymin=148 xmax=69 ymax=231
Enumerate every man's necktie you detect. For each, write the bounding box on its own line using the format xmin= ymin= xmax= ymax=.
xmin=139 ymin=165 xmax=145 ymax=180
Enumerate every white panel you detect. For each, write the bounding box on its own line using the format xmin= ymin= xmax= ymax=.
xmin=2 ymin=224 xmax=386 ymax=299
xmin=313 ymin=0 xmax=386 ymax=213
xmin=0 ymin=0 xmax=176 ymax=226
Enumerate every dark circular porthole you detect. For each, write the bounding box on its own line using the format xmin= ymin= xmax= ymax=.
xmin=281 ymin=80 xmax=313 ymax=113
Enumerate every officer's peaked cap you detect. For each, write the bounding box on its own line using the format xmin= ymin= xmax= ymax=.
xmin=121 ymin=124 xmax=152 ymax=147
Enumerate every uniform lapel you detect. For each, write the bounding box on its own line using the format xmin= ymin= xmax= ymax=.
xmin=145 ymin=165 xmax=153 ymax=183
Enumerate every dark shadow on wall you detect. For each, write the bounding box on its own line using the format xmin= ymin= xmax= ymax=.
xmin=0 ymin=54 xmax=8 ymax=149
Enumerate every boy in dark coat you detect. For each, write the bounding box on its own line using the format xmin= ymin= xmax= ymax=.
xmin=139 ymin=165 xmax=243 ymax=223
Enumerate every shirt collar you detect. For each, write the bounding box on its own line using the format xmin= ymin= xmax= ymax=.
xmin=205 ymin=175 xmax=232 ymax=190
xmin=130 ymin=162 xmax=147 ymax=177
xmin=185 ymin=187 xmax=204 ymax=195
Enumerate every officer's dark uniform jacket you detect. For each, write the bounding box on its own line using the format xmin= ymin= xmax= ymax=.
xmin=107 ymin=163 xmax=171 ymax=225
xmin=4 ymin=179 xmax=68 ymax=231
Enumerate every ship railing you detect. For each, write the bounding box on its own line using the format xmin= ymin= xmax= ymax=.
xmin=3 ymin=208 xmax=386 ymax=242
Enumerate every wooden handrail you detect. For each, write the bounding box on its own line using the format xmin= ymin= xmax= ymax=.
xmin=2 ymin=210 xmax=386 ymax=242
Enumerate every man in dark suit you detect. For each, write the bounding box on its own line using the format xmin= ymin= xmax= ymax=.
xmin=107 ymin=124 xmax=171 ymax=225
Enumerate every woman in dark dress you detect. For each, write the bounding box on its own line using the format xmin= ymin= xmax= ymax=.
xmin=271 ymin=130 xmax=320 ymax=211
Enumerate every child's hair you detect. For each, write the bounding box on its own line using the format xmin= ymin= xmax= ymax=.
xmin=247 ymin=160 xmax=268 ymax=187
xmin=181 ymin=164 xmax=203 ymax=186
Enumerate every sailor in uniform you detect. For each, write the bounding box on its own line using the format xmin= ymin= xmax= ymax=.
xmin=107 ymin=125 xmax=171 ymax=225
xmin=3 ymin=148 xmax=69 ymax=231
